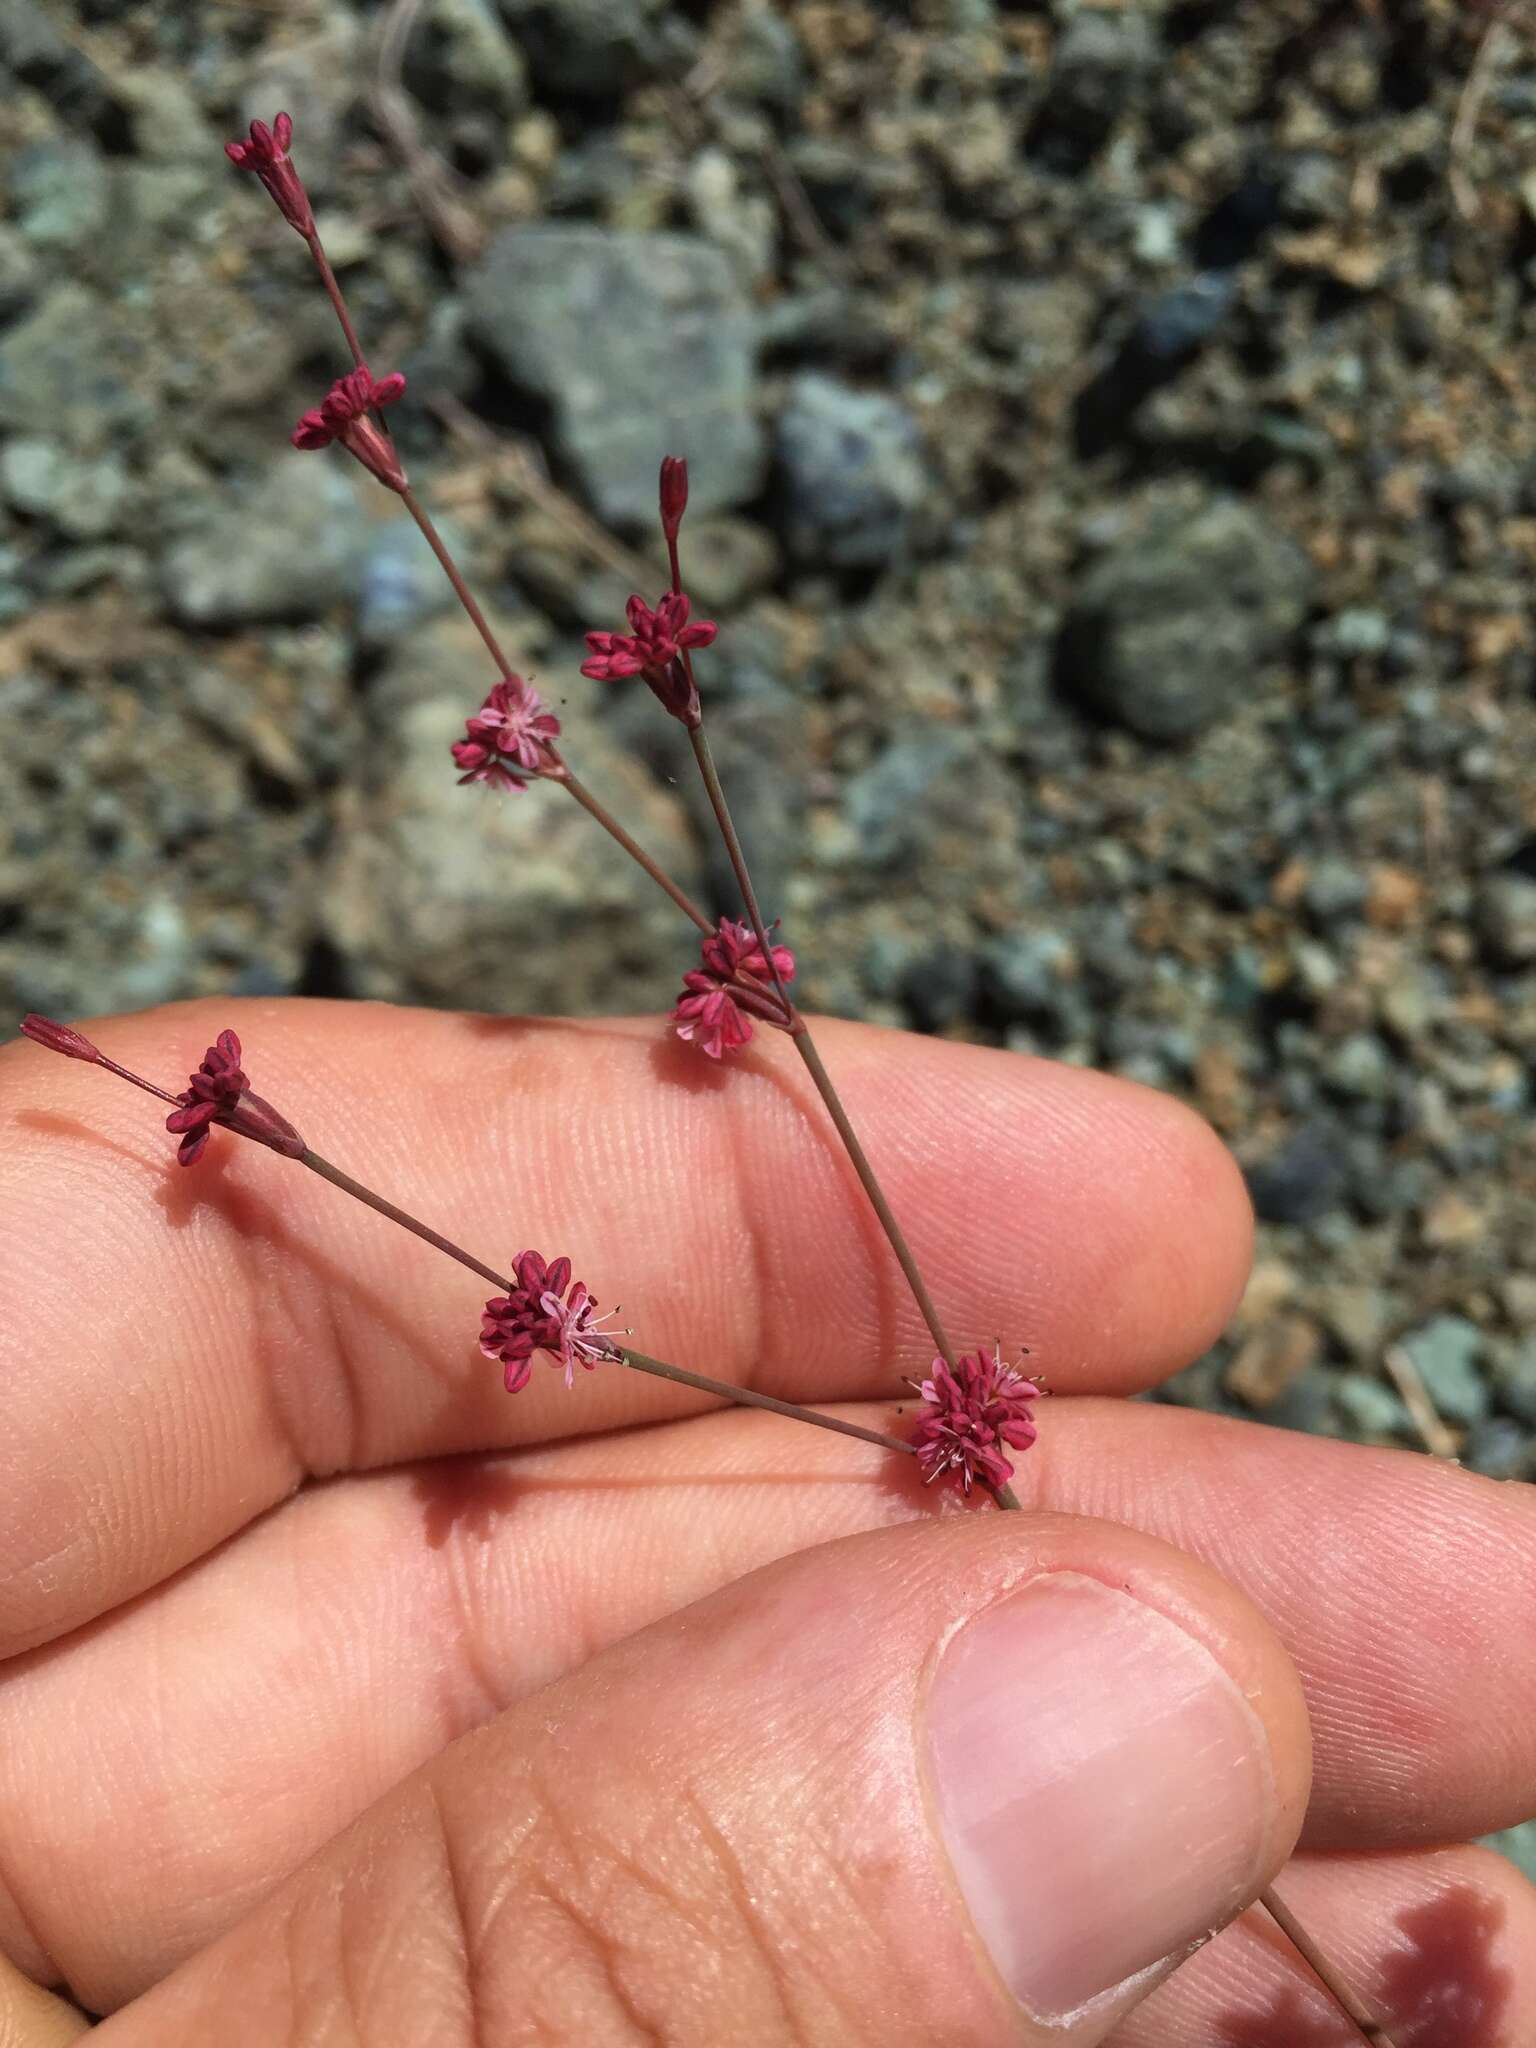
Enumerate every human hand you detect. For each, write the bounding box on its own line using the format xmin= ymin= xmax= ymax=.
xmin=2 ymin=1001 xmax=1531 ymax=2045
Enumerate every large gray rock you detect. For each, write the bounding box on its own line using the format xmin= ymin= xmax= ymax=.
xmin=465 ymin=227 xmax=765 ymax=527
xmin=1060 ymin=493 xmax=1315 ymax=741
xmin=1 ymin=437 xmax=131 ymax=540
xmin=161 ymin=458 xmax=374 ymax=626
xmin=775 ymin=373 xmax=928 ymax=570
xmin=322 ymin=616 xmax=705 ymax=1014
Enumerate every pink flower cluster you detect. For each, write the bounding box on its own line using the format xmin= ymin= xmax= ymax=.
xmin=292 ymin=367 xmax=408 ymax=493
xmin=581 ymin=592 xmax=716 ymax=727
xmin=225 ymin=113 xmax=313 ymax=237
xmin=908 ymin=1347 xmax=1042 ymax=1497
xmin=165 ymin=1029 xmax=248 ymax=1166
xmin=672 ymin=918 xmax=796 ymax=1060
xmin=480 ymin=1250 xmax=623 ymax=1393
xmin=452 ymin=678 xmax=563 ymax=792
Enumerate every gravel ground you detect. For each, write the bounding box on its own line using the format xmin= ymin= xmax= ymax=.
xmin=2 ymin=0 xmax=1534 ymax=1806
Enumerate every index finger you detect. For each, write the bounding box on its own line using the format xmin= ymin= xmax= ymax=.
xmin=0 ymin=998 xmax=1251 ymax=1655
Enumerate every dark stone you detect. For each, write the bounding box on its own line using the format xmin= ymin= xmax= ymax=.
xmin=1058 ymin=493 xmax=1315 ymax=740
xmin=1244 ymin=1125 xmax=1346 ymax=1225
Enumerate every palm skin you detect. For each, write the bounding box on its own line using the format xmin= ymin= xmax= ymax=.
xmin=0 ymin=1000 xmax=1532 ymax=2044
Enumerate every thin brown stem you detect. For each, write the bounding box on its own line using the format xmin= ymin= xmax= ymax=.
xmin=791 ymin=1028 xmax=959 ymax=1370
xmin=617 ymin=1348 xmax=912 ymax=1456
xmin=94 ymin=1060 xmax=182 ymax=1109
xmin=687 ymin=723 xmax=790 ymax=1005
xmin=302 ymin=1151 xmax=509 ymax=1290
xmin=1259 ymin=1887 xmax=1400 ymax=2046
xmin=399 ymin=487 xmax=520 ymax=681
xmin=561 ymin=770 xmax=713 ymax=934
xmin=306 ymin=231 xmax=369 ymax=370
xmin=685 ymin=721 xmax=961 ymax=1376
xmin=299 ymin=1150 xmax=913 ymax=1459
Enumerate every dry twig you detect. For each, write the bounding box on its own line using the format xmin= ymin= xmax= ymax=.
xmin=370 ymin=0 xmax=485 ymax=263
xmin=1450 ymin=0 xmax=1523 ymax=221
xmin=1382 ymin=1343 xmax=1462 ymax=1460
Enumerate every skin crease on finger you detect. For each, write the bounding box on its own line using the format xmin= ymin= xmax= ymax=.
xmin=0 ymin=1403 xmax=1532 ymax=2007
xmin=0 ymin=998 xmax=1254 ymax=1665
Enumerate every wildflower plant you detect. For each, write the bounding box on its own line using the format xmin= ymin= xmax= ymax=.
xmin=12 ymin=111 xmax=1402 ymax=2048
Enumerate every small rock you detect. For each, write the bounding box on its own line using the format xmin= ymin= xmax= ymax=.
xmin=1462 ymin=1417 xmax=1532 ymax=1481
xmin=1333 ymin=1373 xmax=1410 ymax=1440
xmin=0 ymin=4 xmax=112 ymax=126
xmin=1243 ymin=1124 xmax=1345 ymax=1224
xmin=1398 ymin=1315 xmax=1489 ymax=1427
xmin=900 ymin=944 xmax=979 ymax=1033
xmin=1494 ymin=1337 xmax=1536 ymax=1427
xmin=1128 ymin=272 xmax=1239 ymax=362
xmin=465 ymin=227 xmax=765 ymax=527
xmin=1 ymin=437 xmax=131 ymax=540
xmin=1059 ymin=493 xmax=1314 ymax=741
xmin=161 ymin=459 xmax=373 ymax=625
xmin=240 ymin=19 xmax=365 ymax=194
xmin=1233 ymin=1258 xmax=1299 ymax=1329
xmin=0 ymin=225 xmax=40 ymax=322
xmin=1032 ymin=8 xmax=1157 ymax=162
xmin=494 ymin=0 xmax=665 ymax=96
xmin=112 ymin=69 xmax=217 ymax=162
xmin=679 ymin=516 xmax=780 ymax=612
xmin=1499 ymin=1276 xmax=1536 ymax=1331
xmin=406 ymin=0 xmax=529 ymax=114
xmin=775 ymin=373 xmax=929 ymax=571
xmin=1475 ymin=872 xmax=1536 ymax=967
xmin=0 ymin=287 xmax=148 ymax=451
xmin=981 ymin=928 xmax=1077 ymax=1023
xmin=9 ymin=139 xmax=110 ymax=251
xmin=1315 ymin=1282 xmax=1393 ymax=1363
xmin=1316 ymin=607 xmax=1392 ymax=657
xmin=844 ymin=732 xmax=971 ymax=870
xmin=1320 ymin=1032 xmax=1394 ymax=1102
xmin=717 ymin=3 xmax=804 ymax=109
xmin=1225 ymin=1313 xmax=1322 ymax=1410
xmin=1303 ymin=858 xmax=1368 ymax=922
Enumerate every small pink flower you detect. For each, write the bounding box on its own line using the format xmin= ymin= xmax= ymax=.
xmin=451 ymin=677 xmax=562 ymax=793
xmin=908 ymin=1346 xmax=1042 ymax=1498
xmin=580 ymin=591 xmax=716 ymax=726
xmin=480 ymin=1250 xmax=622 ymax=1394
xmin=671 ymin=976 xmax=756 ymax=1061
xmin=668 ymin=918 xmax=796 ymax=1060
xmin=165 ymin=1029 xmax=247 ymax=1167
xmin=539 ymin=1281 xmax=624 ymax=1388
xmin=699 ymin=916 xmax=795 ymax=988
xmin=224 ymin=112 xmax=314 ymax=237
xmin=292 ymin=366 xmax=409 ymax=493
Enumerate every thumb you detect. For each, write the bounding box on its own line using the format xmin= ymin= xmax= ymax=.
xmin=100 ymin=1512 xmax=1310 ymax=2046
